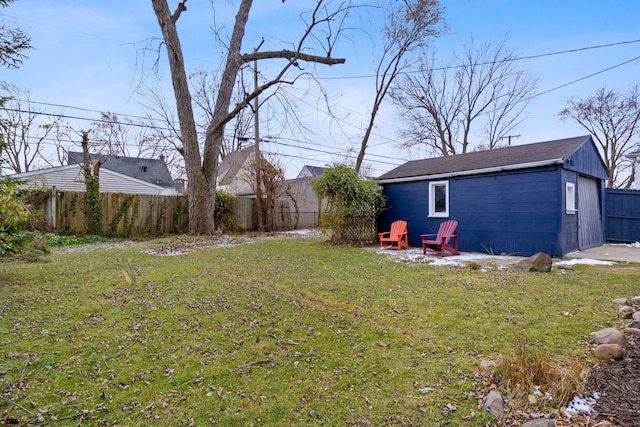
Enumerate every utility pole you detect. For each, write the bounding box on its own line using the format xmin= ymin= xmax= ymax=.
xmin=253 ymin=39 xmax=265 ymax=231
xmin=499 ymin=134 xmax=521 ymax=146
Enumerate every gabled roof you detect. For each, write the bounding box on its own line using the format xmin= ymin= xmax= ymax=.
xmin=377 ymin=135 xmax=592 ymax=182
xmin=218 ymin=145 xmax=257 ymax=186
xmin=297 ymin=165 xmax=327 ymax=178
xmin=68 ymin=152 xmax=175 ymax=188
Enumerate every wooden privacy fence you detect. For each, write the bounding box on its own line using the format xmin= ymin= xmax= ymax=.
xmin=605 ymin=188 xmax=640 ymax=243
xmin=35 ymin=190 xmax=189 ymax=236
xmin=235 ymin=197 xmax=295 ymax=231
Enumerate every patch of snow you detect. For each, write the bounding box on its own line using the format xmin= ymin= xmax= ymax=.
xmin=370 ymin=247 xmax=522 ymax=268
xmin=279 ymin=229 xmax=323 ymax=236
xmin=565 ymin=392 xmax=601 ymax=418
xmin=555 ymin=258 xmax=615 ymax=266
xmin=532 ymin=385 xmax=552 ymax=401
xmin=613 ymin=241 xmax=640 ymax=248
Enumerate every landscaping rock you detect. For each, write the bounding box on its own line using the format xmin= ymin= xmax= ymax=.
xmin=521 ymin=419 xmax=556 ymax=427
xmin=590 ymin=327 xmax=628 ymax=347
xmin=593 ymin=343 xmax=626 ymax=361
xmin=612 ymin=297 xmax=629 ymax=306
xmin=510 ymin=252 xmax=552 ymax=273
xmin=478 ymin=359 xmax=496 ymax=372
xmin=627 ymin=320 xmax=640 ymax=329
xmin=631 ymin=295 xmax=640 ymax=306
xmin=483 ymin=389 xmax=504 ymax=419
xmin=619 ymin=305 xmax=635 ymax=318
xmin=632 ymin=311 xmax=640 ymax=321
xmin=623 ymin=327 xmax=640 ymax=337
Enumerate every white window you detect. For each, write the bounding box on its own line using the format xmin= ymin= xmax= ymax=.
xmin=429 ymin=181 xmax=449 ymax=218
xmin=565 ymin=182 xmax=576 ymax=214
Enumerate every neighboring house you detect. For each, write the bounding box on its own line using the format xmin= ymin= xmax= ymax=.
xmin=626 ymin=150 xmax=640 ymax=190
xmin=217 ymin=145 xmax=260 ymax=194
xmin=283 ymin=174 xmax=327 ymax=228
xmin=377 ymin=135 xmax=609 ymax=257
xmin=12 ymin=152 xmax=179 ymax=195
xmin=237 ymin=165 xmax=327 ymax=230
xmin=297 ymin=165 xmax=327 ymax=179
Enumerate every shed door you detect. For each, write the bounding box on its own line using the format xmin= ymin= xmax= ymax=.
xmin=577 ymin=176 xmax=604 ymax=249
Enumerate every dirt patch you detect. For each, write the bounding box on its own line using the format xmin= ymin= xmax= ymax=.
xmin=579 ymin=334 xmax=640 ymax=427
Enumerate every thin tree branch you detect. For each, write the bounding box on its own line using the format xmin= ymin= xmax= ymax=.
xmin=171 ymin=0 xmax=188 ymax=24
xmin=240 ymin=50 xmax=345 ymax=66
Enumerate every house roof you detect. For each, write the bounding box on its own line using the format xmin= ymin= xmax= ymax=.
xmin=297 ymin=165 xmax=326 ymax=178
xmin=377 ymin=135 xmax=592 ymax=182
xmin=11 ymin=163 xmax=175 ymax=194
xmin=67 ymin=152 xmax=175 ymax=188
xmin=218 ymin=145 xmax=256 ymax=186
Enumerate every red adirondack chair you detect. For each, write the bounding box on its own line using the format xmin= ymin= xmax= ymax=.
xmin=378 ymin=220 xmax=409 ymax=250
xmin=421 ymin=220 xmax=459 ymax=256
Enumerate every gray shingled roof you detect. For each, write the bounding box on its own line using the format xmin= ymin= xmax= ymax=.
xmin=298 ymin=165 xmax=327 ymax=178
xmin=218 ymin=145 xmax=256 ymax=186
xmin=377 ymin=135 xmax=591 ymax=181
xmin=67 ymin=152 xmax=175 ymax=188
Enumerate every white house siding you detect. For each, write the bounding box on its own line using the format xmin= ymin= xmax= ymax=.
xmin=13 ymin=165 xmax=86 ymax=191
xmin=625 ymin=151 xmax=640 ymax=190
xmin=13 ymin=165 xmax=178 ymax=195
xmin=97 ymin=169 xmax=178 ymax=195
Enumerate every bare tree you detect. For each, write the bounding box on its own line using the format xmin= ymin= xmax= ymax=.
xmin=0 ymin=83 xmax=63 ymax=173
xmin=86 ymin=111 xmax=185 ymax=178
xmin=0 ymin=0 xmax=31 ymax=69
xmin=391 ymin=37 xmax=538 ymax=156
xmin=189 ymin=69 xmax=254 ymax=159
xmin=354 ymin=0 xmax=445 ymax=172
xmin=137 ymin=85 xmax=186 ymax=179
xmin=89 ymin=112 xmax=149 ymax=157
xmin=247 ymin=155 xmax=298 ymax=231
xmin=559 ymin=85 xmax=640 ymax=188
xmin=151 ymin=0 xmax=346 ymax=235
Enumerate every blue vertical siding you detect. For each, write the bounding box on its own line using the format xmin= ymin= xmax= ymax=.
xmin=563 ymin=138 xmax=610 ymax=180
xmin=380 ymin=180 xmax=428 ymax=246
xmin=379 ymin=138 xmax=608 ymax=257
xmin=381 ymin=166 xmax=567 ymax=256
xmin=451 ymin=167 xmax=563 ymax=256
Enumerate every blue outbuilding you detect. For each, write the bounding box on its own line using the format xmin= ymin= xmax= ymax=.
xmin=377 ymin=135 xmax=610 ymax=257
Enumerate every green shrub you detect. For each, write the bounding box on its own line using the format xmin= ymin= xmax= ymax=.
xmin=214 ymin=189 xmax=237 ymax=232
xmin=0 ymin=177 xmax=30 ymax=256
xmin=313 ymin=165 xmax=385 ymax=244
xmin=40 ymin=233 xmax=108 ymax=248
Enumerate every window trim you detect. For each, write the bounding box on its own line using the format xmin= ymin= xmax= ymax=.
xmin=565 ymin=182 xmax=577 ymax=214
xmin=429 ymin=180 xmax=449 ymax=218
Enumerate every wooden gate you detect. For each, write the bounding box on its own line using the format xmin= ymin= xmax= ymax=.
xmin=605 ymin=188 xmax=640 ymax=243
xmin=577 ymin=176 xmax=605 ymax=249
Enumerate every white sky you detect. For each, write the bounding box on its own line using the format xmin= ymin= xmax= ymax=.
xmin=2 ymin=0 xmax=640 ymax=179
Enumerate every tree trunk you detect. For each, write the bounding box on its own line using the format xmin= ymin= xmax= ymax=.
xmin=203 ymin=0 xmax=253 ymax=201
xmin=151 ymin=0 xmax=214 ymax=234
xmin=152 ymin=0 xmax=348 ymax=233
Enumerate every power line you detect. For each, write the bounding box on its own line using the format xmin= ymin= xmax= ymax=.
xmin=526 ymin=55 xmax=640 ymax=101
xmin=318 ymin=38 xmax=640 ymax=80
xmin=7 ymin=37 xmax=639 ymax=126
xmin=3 ymin=38 xmax=640 ymax=175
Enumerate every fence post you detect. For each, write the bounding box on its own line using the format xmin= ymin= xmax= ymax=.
xmin=49 ymin=186 xmax=57 ymax=229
